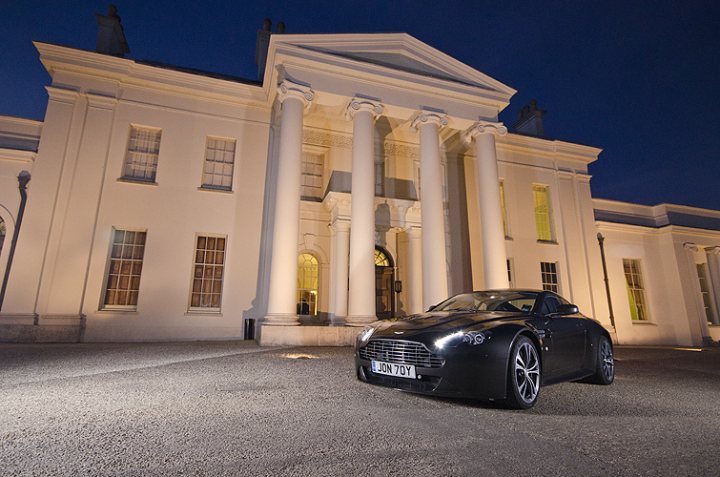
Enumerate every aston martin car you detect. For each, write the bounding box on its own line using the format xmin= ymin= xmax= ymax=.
xmin=355 ymin=289 xmax=614 ymax=409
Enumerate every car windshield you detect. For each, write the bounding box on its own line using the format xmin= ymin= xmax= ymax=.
xmin=432 ymin=291 xmax=539 ymax=313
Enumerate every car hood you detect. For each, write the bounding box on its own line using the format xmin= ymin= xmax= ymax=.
xmin=369 ymin=311 xmax=527 ymax=339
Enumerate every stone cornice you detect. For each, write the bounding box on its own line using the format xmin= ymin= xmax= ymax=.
xmin=46 ymin=85 xmax=80 ymax=103
xmin=265 ymin=33 xmax=516 ymax=112
xmin=596 ymin=221 xmax=720 ymax=239
xmin=302 ymin=127 xmax=420 ymax=159
xmin=86 ymin=92 xmax=119 ymax=109
xmin=0 ymin=148 xmax=36 ymax=163
xmin=496 ymin=133 xmax=602 ymax=165
xmin=34 ymin=42 xmax=267 ymax=108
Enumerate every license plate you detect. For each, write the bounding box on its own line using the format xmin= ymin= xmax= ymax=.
xmin=371 ymin=360 xmax=417 ymax=379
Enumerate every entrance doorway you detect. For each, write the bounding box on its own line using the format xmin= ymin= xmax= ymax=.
xmin=375 ymin=247 xmax=395 ymax=319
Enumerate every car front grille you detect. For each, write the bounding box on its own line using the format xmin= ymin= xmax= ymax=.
xmin=359 ymin=339 xmax=444 ymax=368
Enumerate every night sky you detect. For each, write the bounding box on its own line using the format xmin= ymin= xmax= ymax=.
xmin=1 ymin=1 xmax=718 ymax=210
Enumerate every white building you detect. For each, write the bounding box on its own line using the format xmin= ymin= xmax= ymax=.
xmin=1 ymin=14 xmax=718 ymax=346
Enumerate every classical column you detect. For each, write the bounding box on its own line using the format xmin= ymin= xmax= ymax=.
xmin=464 ymin=121 xmax=509 ymax=289
xmin=264 ymin=80 xmax=314 ymax=326
xmin=406 ymin=227 xmax=423 ymax=314
xmin=346 ymin=98 xmax=384 ymax=326
xmin=705 ymin=246 xmax=720 ymax=325
xmin=330 ymin=220 xmax=351 ymax=324
xmin=412 ymin=112 xmax=449 ymax=308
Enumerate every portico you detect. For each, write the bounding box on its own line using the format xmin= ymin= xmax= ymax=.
xmin=259 ymin=34 xmax=516 ymax=345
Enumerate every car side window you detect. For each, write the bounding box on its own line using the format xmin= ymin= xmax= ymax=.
xmin=540 ymin=295 xmax=561 ymax=316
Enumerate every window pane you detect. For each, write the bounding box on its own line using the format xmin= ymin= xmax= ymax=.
xmin=297 ymin=253 xmax=319 ymax=315
xmin=540 ymin=262 xmax=559 ymax=293
xmin=301 ymin=152 xmax=324 ymax=200
xmin=123 ymin=126 xmax=161 ymax=182
xmin=500 ymin=181 xmax=509 ymax=237
xmin=202 ymin=137 xmax=236 ymax=191
xmin=189 ymin=235 xmax=226 ymax=310
xmin=103 ymin=229 xmax=146 ymax=309
xmin=623 ymin=258 xmax=649 ymax=321
xmin=533 ymin=185 xmax=553 ymax=241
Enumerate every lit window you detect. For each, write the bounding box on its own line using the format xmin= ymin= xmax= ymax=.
xmin=190 ymin=235 xmax=226 ymax=311
xmin=202 ymin=137 xmax=236 ymax=190
xmin=123 ymin=126 xmax=161 ymax=182
xmin=696 ymin=263 xmax=718 ymax=325
xmin=103 ymin=229 xmax=146 ymax=309
xmin=375 ymin=249 xmax=391 ymax=267
xmin=500 ymin=180 xmax=509 ymax=238
xmin=540 ymin=262 xmax=559 ymax=293
xmin=301 ymin=152 xmax=324 ymax=200
xmin=297 ymin=253 xmax=319 ymax=315
xmin=623 ymin=258 xmax=649 ymax=321
xmin=533 ymin=185 xmax=553 ymax=242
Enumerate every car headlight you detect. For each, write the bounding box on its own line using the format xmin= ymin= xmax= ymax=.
xmin=462 ymin=330 xmax=490 ymax=345
xmin=434 ymin=330 xmax=491 ymax=349
xmin=356 ymin=326 xmax=375 ymax=346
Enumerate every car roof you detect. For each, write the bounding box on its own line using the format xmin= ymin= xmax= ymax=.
xmin=470 ymin=288 xmax=547 ymax=294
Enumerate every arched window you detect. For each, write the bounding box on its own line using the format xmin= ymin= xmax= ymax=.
xmin=297 ymin=253 xmax=319 ymax=315
xmin=374 ymin=247 xmax=394 ymax=319
xmin=374 ymin=248 xmax=391 ymax=267
xmin=0 ymin=217 xmax=5 ymax=257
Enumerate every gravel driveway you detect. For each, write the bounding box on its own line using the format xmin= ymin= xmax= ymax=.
xmin=1 ymin=342 xmax=718 ymax=476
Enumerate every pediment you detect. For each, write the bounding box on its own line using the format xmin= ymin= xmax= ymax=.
xmin=270 ymin=33 xmax=515 ymax=99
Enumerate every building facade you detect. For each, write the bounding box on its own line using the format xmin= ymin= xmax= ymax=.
xmin=1 ymin=20 xmax=718 ymax=346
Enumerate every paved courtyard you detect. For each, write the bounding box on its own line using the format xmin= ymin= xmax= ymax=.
xmin=0 ymin=342 xmax=718 ymax=476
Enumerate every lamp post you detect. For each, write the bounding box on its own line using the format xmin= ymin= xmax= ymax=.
xmin=596 ymin=232 xmax=616 ymax=329
xmin=0 ymin=170 xmax=31 ymax=311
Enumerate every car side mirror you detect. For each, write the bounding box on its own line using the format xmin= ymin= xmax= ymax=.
xmin=555 ymin=304 xmax=579 ymax=316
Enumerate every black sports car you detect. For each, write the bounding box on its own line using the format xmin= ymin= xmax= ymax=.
xmin=355 ymin=289 xmax=614 ymax=409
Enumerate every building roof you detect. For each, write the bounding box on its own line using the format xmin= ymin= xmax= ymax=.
xmin=593 ymin=198 xmax=720 ymax=232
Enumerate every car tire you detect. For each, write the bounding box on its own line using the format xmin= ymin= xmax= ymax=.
xmin=586 ymin=335 xmax=615 ymax=385
xmin=505 ymin=335 xmax=541 ymax=409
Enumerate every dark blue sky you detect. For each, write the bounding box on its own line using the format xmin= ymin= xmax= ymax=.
xmin=1 ymin=1 xmax=718 ymax=209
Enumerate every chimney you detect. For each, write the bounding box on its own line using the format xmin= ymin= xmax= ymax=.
xmin=512 ymin=99 xmax=546 ymax=137
xmin=95 ymin=4 xmax=129 ymax=57
xmin=255 ymin=19 xmax=286 ymax=81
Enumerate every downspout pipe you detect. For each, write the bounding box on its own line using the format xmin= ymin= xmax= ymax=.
xmin=597 ymin=232 xmax=616 ymax=330
xmin=0 ymin=170 xmax=31 ymax=311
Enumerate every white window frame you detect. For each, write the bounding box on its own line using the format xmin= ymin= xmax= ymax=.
xmin=696 ymin=263 xmax=718 ymax=325
xmin=188 ymin=233 xmax=227 ymax=313
xmin=100 ymin=227 xmax=148 ymax=311
xmin=623 ymin=258 xmax=650 ymax=322
xmin=122 ymin=125 xmax=162 ymax=183
xmin=500 ymin=179 xmax=511 ymax=238
xmin=533 ymin=184 xmax=555 ymax=242
xmin=201 ymin=136 xmax=236 ymax=191
xmin=297 ymin=252 xmax=320 ymax=316
xmin=540 ymin=261 xmax=560 ymax=293
xmin=301 ymin=148 xmax=326 ymax=201
xmin=507 ymin=258 xmax=515 ymax=288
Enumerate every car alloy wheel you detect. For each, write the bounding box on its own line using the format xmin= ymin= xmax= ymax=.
xmin=506 ymin=336 xmax=540 ymax=409
xmin=600 ymin=338 xmax=614 ymax=382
